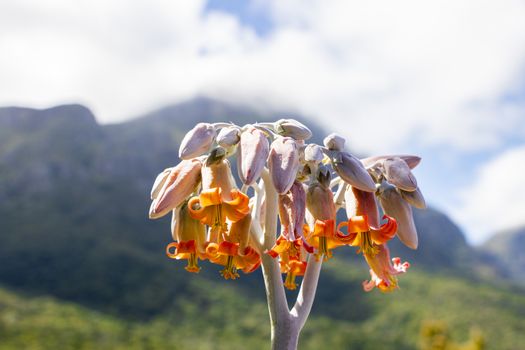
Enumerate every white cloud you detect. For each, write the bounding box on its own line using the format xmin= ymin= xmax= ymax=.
xmin=1 ymin=0 xmax=525 ymax=154
xmin=1 ymin=0 xmax=525 ymax=244
xmin=454 ymin=145 xmax=525 ymax=244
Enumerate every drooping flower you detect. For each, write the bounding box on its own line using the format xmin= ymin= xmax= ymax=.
xmin=268 ymin=137 xmax=300 ymax=194
xmin=344 ymin=186 xmax=380 ymax=229
xmin=166 ymin=201 xmax=207 ymax=273
xmin=150 ymin=167 xmax=172 ymax=200
xmin=267 ymin=234 xmax=309 ymax=290
xmin=216 ymin=126 xmax=240 ymax=147
xmin=336 ymin=186 xmax=397 ymax=256
xmin=382 ymin=157 xmax=418 ymax=192
xmin=267 ymin=180 xmax=312 ymax=288
xmin=188 ymin=149 xmax=250 ymax=238
xmin=188 ymin=188 xmax=250 ymax=240
xmin=149 ymin=159 xmax=202 ymax=219
xmin=179 ymin=123 xmax=216 ymax=159
xmin=323 ymin=133 xmax=346 ymax=151
xmin=237 ymin=126 xmax=270 ymax=185
xmin=337 ymin=215 xmax=397 ymax=256
xmin=361 ymin=154 xmax=421 ymax=170
xmin=205 ymin=214 xmax=261 ymax=279
xmin=307 ymin=219 xmax=343 ymax=260
xmin=305 ymin=170 xmax=343 ymax=259
xmin=278 ymin=181 xmax=309 ymax=242
xmin=216 ymin=126 xmax=241 ymax=157
xmin=362 ymin=244 xmax=410 ymax=292
xmin=377 ymin=181 xmax=418 ymax=249
xmin=274 ymin=119 xmax=312 ymax=140
xmin=328 ymin=150 xmax=376 ymax=192
xmin=303 ymin=144 xmax=324 ymax=163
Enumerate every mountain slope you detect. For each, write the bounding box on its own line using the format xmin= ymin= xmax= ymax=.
xmin=481 ymin=226 xmax=525 ymax=284
xmin=1 ymin=98 xmax=522 ymax=349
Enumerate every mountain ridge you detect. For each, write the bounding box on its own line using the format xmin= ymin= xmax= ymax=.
xmin=481 ymin=226 xmax=525 ymax=284
xmin=0 ymin=97 xmax=519 ymax=320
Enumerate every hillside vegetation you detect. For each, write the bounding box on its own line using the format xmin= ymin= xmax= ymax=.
xmin=1 ymin=266 xmax=524 ymax=349
xmin=0 ymin=98 xmax=523 ymax=349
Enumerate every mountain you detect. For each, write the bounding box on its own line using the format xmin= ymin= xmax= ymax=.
xmin=1 ymin=97 xmax=523 ymax=349
xmin=0 ymin=98 xmax=328 ymax=318
xmin=480 ymin=226 xmax=525 ymax=284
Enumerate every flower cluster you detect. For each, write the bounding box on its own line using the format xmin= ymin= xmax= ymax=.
xmin=149 ymin=119 xmax=425 ymax=292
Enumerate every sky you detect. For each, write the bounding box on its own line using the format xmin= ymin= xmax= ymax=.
xmin=1 ymin=0 xmax=525 ymax=244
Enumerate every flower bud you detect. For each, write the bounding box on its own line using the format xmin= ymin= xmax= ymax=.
xmin=377 ymin=182 xmax=418 ymax=249
xmin=361 ymin=155 xmax=421 ymax=170
xmin=268 ymin=137 xmax=300 ymax=194
xmin=150 ymin=167 xmax=172 ymax=200
xmin=275 ymin=119 xmax=312 ymax=140
xmin=304 ymin=144 xmax=324 ymax=163
xmin=237 ymin=126 xmax=269 ymax=185
xmin=201 ymin=157 xmax=236 ymax=200
xmin=345 ymin=186 xmax=380 ymax=229
xmin=150 ymin=159 xmax=202 ymax=219
xmin=179 ymin=123 xmax=216 ymax=159
xmin=398 ymin=187 xmax=426 ymax=209
xmin=331 ymin=151 xmax=376 ymax=192
xmin=306 ymin=182 xmax=336 ymax=220
xmin=278 ymin=181 xmax=306 ymax=240
xmin=216 ymin=126 xmax=240 ymax=147
xmin=383 ymin=157 xmax=418 ymax=192
xmin=323 ymin=133 xmax=345 ymax=151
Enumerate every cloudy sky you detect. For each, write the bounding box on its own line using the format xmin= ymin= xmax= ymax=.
xmin=1 ymin=0 xmax=525 ymax=244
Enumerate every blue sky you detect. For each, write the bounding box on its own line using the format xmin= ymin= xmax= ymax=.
xmin=1 ymin=0 xmax=525 ymax=244
xmin=205 ymin=0 xmax=273 ymax=36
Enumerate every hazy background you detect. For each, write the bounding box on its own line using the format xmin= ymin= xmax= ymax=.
xmin=1 ymin=1 xmax=525 ymax=349
xmin=2 ymin=0 xmax=525 ymax=243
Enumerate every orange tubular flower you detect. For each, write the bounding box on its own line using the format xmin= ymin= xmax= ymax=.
xmin=189 ymin=151 xmax=250 ymax=241
xmin=362 ymin=244 xmax=410 ymax=292
xmin=307 ymin=219 xmax=345 ymax=260
xmin=284 ymin=259 xmax=307 ymax=291
xmin=166 ymin=202 xmax=207 ymax=273
xmin=267 ymin=234 xmax=308 ymax=290
xmin=206 ymin=241 xmax=261 ymax=280
xmin=336 ymin=215 xmax=397 ymax=256
xmin=305 ymin=172 xmax=342 ymax=260
xmin=188 ymin=187 xmax=250 ymax=235
xmin=205 ymin=214 xmax=261 ymax=280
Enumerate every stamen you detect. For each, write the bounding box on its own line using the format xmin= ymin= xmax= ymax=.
xmin=220 ymin=255 xmax=240 ymax=280
xmin=284 ymin=272 xmax=297 ymax=290
xmin=185 ymin=253 xmax=201 ymax=273
xmin=214 ymin=205 xmax=222 ymax=228
xmin=317 ymin=237 xmax=332 ymax=260
xmin=358 ymin=232 xmax=379 ymax=256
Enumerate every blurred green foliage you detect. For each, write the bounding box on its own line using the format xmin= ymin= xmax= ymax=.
xmin=420 ymin=320 xmax=485 ymax=350
xmin=1 ymin=266 xmax=524 ymax=350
